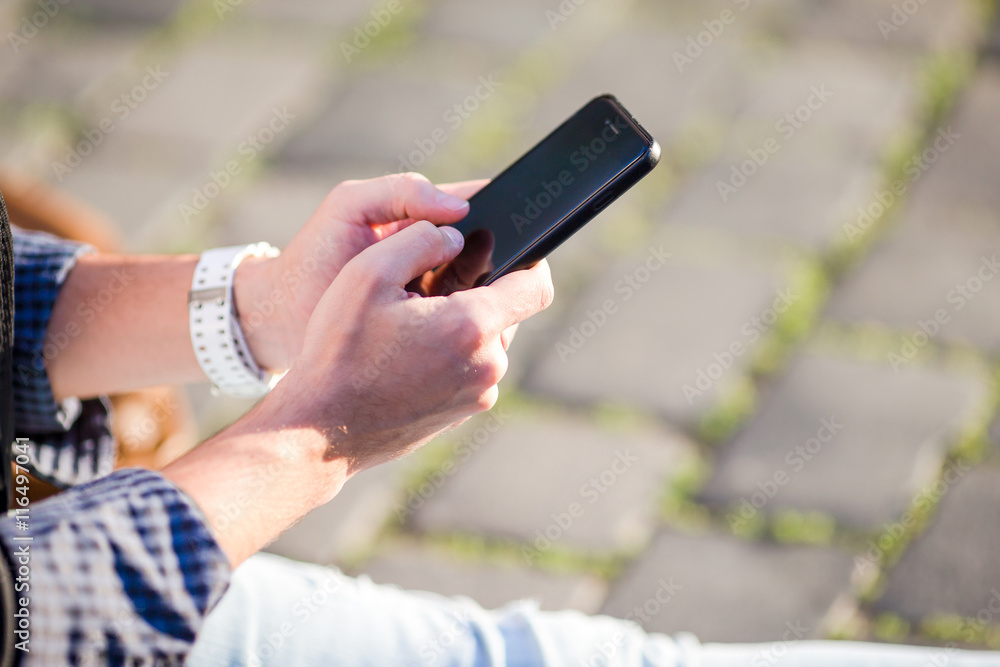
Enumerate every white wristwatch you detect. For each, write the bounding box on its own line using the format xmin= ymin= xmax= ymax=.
xmin=188 ymin=243 xmax=281 ymax=398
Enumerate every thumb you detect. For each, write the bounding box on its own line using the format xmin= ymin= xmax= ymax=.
xmin=354 ymin=220 xmax=464 ymax=289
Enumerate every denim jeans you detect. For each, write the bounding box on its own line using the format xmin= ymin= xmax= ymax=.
xmin=188 ymin=552 xmax=1000 ymax=666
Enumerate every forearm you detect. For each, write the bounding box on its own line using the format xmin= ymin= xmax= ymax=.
xmin=44 ymin=252 xmax=277 ymax=400
xmin=161 ymin=385 xmax=350 ymax=567
xmin=44 ymin=253 xmax=201 ymax=399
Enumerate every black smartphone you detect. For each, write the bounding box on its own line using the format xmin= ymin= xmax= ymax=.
xmin=444 ymin=94 xmax=659 ymax=291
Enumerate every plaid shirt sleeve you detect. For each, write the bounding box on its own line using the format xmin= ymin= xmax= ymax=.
xmin=3 ymin=229 xmax=232 ymax=663
xmin=0 ymin=469 xmax=231 ymax=665
xmin=11 ymin=229 xmax=114 ymax=488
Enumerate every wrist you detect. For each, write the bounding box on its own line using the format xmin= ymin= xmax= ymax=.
xmin=164 ymin=387 xmax=352 ymax=566
xmin=243 ymin=381 xmax=353 ymax=500
xmin=233 ymin=255 xmax=290 ymax=372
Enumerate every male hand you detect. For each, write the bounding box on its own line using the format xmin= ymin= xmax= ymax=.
xmin=165 ymin=219 xmax=551 ymax=565
xmin=234 ymin=173 xmax=488 ymax=371
xmin=260 ymin=220 xmax=553 ymax=474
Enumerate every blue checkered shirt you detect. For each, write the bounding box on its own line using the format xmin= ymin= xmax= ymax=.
xmin=1 ymin=229 xmax=231 ymax=665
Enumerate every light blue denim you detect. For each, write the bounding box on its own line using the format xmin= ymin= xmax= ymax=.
xmin=188 ymin=552 xmax=1000 ymax=666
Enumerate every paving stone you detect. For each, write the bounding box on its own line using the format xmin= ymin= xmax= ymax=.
xmin=780 ymin=0 xmax=980 ymax=51
xmin=600 ymin=529 xmax=855 ymax=642
xmin=113 ymin=30 xmax=326 ymax=163
xmin=892 ymin=64 xmax=1000 ymax=217
xmin=358 ymin=541 xmax=607 ymax=612
xmin=659 ymin=42 xmax=920 ymax=257
xmin=278 ymin=46 xmax=506 ymax=174
xmin=421 ymin=0 xmax=562 ymax=52
xmin=991 ymin=416 xmax=1000 ymax=454
xmin=56 ymin=130 xmax=207 ymax=248
xmin=266 ymin=459 xmax=414 ymax=566
xmin=0 ymin=24 xmax=145 ymax=108
xmin=502 ymin=181 xmax=659 ymax=387
xmin=988 ymin=11 xmax=1000 ymax=60
xmin=522 ymin=25 xmax=747 ymax=158
xmin=825 ymin=206 xmax=1000 ymax=353
xmin=524 ymin=252 xmax=785 ymax=428
xmin=875 ymin=467 xmax=1000 ymax=623
xmin=60 ymin=0 xmax=184 ymax=24
xmin=210 ymin=171 xmax=341 ymax=249
xmin=660 ymin=140 xmax=880 ymax=250
xmin=244 ymin=0 xmax=378 ymax=29
xmin=826 ymin=66 xmax=1000 ymax=352
xmin=700 ymin=353 xmax=985 ymax=530
xmin=0 ymin=3 xmax=20 ymax=35
xmin=733 ymin=44 xmax=919 ymax=162
xmin=410 ymin=413 xmax=694 ymax=555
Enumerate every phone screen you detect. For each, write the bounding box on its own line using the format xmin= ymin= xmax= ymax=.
xmin=448 ymin=96 xmax=654 ymax=289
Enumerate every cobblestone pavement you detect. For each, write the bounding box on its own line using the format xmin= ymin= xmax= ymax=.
xmin=3 ymin=0 xmax=1000 ymax=650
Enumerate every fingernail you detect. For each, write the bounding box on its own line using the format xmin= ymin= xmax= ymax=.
xmin=437 ymin=191 xmax=469 ymax=211
xmin=440 ymin=225 xmax=464 ymax=248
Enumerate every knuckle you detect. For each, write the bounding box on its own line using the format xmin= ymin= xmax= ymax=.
xmin=475 ymin=386 xmax=499 ymax=413
xmin=481 ymin=354 xmax=507 ymax=387
xmin=457 ymin=318 xmax=487 ymax=352
xmin=392 ymin=171 xmax=431 ymax=195
xmin=410 ymin=218 xmax=438 ymax=238
xmin=330 ymin=179 xmax=360 ymax=197
xmin=448 ymin=309 xmax=487 ymax=353
xmin=410 ymin=219 xmax=442 ymax=254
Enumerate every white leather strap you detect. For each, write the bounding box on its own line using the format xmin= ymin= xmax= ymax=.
xmin=189 ymin=243 xmax=280 ymax=398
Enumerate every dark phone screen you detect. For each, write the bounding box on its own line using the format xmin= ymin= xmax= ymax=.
xmin=449 ymin=97 xmax=651 ymax=287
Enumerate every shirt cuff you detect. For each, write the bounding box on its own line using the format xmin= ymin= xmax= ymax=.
xmin=0 ymin=468 xmax=231 ymax=665
xmin=11 ymin=227 xmax=92 ymax=433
